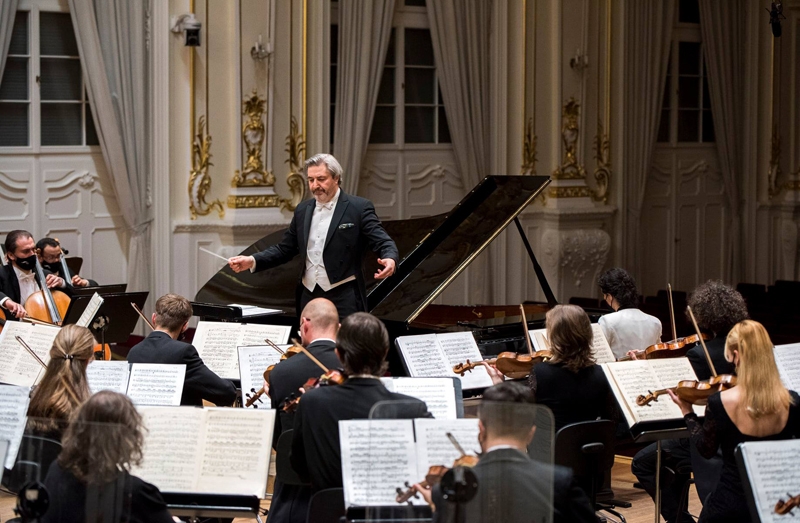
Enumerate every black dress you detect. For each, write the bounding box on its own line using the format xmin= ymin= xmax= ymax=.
xmin=685 ymin=390 xmax=800 ymax=523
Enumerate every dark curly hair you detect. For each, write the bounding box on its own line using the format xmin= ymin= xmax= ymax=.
xmin=687 ymin=280 xmax=749 ymax=337
xmin=597 ymin=268 xmax=640 ymax=309
xmin=546 ymin=305 xmax=595 ymax=372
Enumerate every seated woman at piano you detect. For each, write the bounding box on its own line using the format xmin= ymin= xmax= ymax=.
xmin=485 ymin=304 xmax=614 ymax=431
xmin=42 ymin=391 xmax=175 ymax=523
xmin=669 ymin=320 xmax=800 ymax=523
xmin=26 ymin=324 xmax=95 ymax=441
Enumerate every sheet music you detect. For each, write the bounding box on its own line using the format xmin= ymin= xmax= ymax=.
xmin=193 ymin=322 xmax=292 ymax=379
xmin=396 ymin=334 xmax=451 ymax=378
xmin=134 ymin=407 xmax=204 ymax=492
xmin=339 ymin=420 xmax=420 ymax=507
xmin=414 ymin=419 xmax=480 ymax=479
xmin=529 ymin=329 xmax=550 ymax=352
xmin=195 ymin=408 xmax=275 ymax=496
xmin=0 ymin=384 xmax=30 ymax=469
xmin=648 ymin=358 xmax=705 ymax=416
xmin=774 ymin=344 xmax=800 ymax=391
xmin=604 ymin=361 xmax=683 ymax=424
xmin=381 ymin=377 xmax=457 ymax=419
xmin=76 ymin=292 xmax=104 ymax=328
xmin=86 ymin=360 xmax=130 ymax=394
xmin=0 ymin=439 xmax=8 ymax=484
xmin=437 ymin=332 xmax=493 ymax=390
xmin=237 ymin=345 xmax=287 ymax=408
xmin=126 ymin=364 xmax=186 ymax=406
xmin=24 ymin=324 xmax=60 ymax=385
xmin=739 ymin=439 xmax=800 ymax=523
xmin=239 ymin=323 xmax=292 ymax=346
xmin=590 ymin=324 xmax=617 ymax=363
xmin=0 ymin=322 xmax=58 ymax=387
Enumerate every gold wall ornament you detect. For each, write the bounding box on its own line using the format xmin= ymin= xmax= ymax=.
xmin=552 ymin=98 xmax=587 ymax=180
xmin=768 ymin=125 xmax=782 ymax=199
xmin=227 ymin=194 xmax=282 ymax=208
xmin=520 ymin=117 xmax=538 ymax=175
xmin=188 ymin=116 xmax=225 ymax=220
xmin=592 ymin=119 xmax=611 ymax=204
xmin=280 ymin=116 xmax=307 ymax=211
xmin=233 ymin=90 xmax=275 ymax=187
xmin=548 ymin=186 xmax=593 ymax=199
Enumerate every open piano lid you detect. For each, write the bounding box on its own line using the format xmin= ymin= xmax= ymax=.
xmin=195 ymin=175 xmax=550 ymax=319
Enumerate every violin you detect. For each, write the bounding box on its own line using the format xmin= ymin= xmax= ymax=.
xmin=636 ymin=374 xmax=737 ymax=407
xmin=24 ymin=253 xmax=70 ymax=324
xmin=775 ymin=492 xmax=800 ymax=515
xmin=0 ymin=308 xmax=5 ymax=334
xmin=280 ymin=369 xmax=346 ymax=413
xmin=453 ymin=350 xmax=552 ymax=380
xmin=619 ymin=332 xmax=710 ymax=361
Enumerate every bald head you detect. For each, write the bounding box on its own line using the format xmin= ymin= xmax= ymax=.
xmin=299 ymin=298 xmax=339 ymax=344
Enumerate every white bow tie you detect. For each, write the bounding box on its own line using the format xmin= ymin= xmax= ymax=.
xmin=316 ymin=201 xmax=334 ymax=211
xmin=19 ymin=273 xmax=36 ymax=283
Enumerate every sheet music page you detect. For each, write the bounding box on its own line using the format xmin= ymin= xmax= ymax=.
xmin=238 ymin=323 xmax=292 ymax=346
xmin=0 ymin=384 xmax=30 ymax=469
xmin=195 ymin=408 xmax=275 ymax=496
xmin=413 ymin=419 xmax=481 ymax=479
xmin=773 ymin=344 xmax=800 ymax=391
xmin=437 ymin=332 xmax=493 ymax=390
xmin=591 ymin=324 xmax=617 ymax=363
xmin=133 ymin=406 xmax=204 ymax=492
xmin=395 ymin=334 xmax=450 ymax=378
xmin=381 ymin=377 xmax=458 ymax=419
xmin=648 ymin=359 xmax=705 ymax=416
xmin=339 ymin=420 xmax=419 ymax=507
xmin=126 ymin=364 xmax=186 ymax=406
xmin=739 ymin=439 xmax=800 ymax=523
xmin=0 ymin=322 xmax=30 ymax=385
xmin=605 ymin=361 xmax=683 ymax=424
xmin=192 ymin=322 xmax=242 ymax=379
xmin=24 ymin=323 xmax=60 ymax=385
xmin=237 ymin=345 xmax=287 ymax=408
xmin=76 ymin=292 xmax=104 ymax=328
xmin=86 ymin=360 xmax=130 ymax=394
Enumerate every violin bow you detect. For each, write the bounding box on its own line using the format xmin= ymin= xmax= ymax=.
xmin=687 ymin=306 xmax=717 ymax=377
xmin=519 ymin=304 xmax=534 ymax=356
xmin=667 ymin=283 xmax=678 ymax=341
xmin=446 ymin=432 xmax=468 ymax=457
xmin=264 ymin=338 xmax=286 ymax=356
xmin=15 ymin=336 xmax=47 ymax=369
xmin=130 ymin=302 xmax=154 ymax=330
xmin=294 ymin=343 xmax=330 ymax=374
xmin=22 ymin=316 xmax=56 ymax=327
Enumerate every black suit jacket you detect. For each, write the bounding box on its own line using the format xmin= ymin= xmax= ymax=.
xmin=531 ymin=362 xmax=615 ymax=432
xmin=127 ymin=331 xmax=237 ymax=406
xmin=0 ymin=264 xmax=59 ymax=321
xmin=432 ymin=448 xmax=599 ymax=523
xmin=290 ymin=378 xmax=429 ymax=491
xmin=687 ymin=336 xmax=735 ymax=381
xmin=252 ymin=190 xmax=399 ymax=309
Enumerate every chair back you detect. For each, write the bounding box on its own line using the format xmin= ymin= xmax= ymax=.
xmin=275 ymin=430 xmax=309 ymax=486
xmin=554 ymin=420 xmax=616 ymax=504
xmin=2 ymin=435 xmax=62 ymax=493
xmin=306 ymin=487 xmax=345 ymax=523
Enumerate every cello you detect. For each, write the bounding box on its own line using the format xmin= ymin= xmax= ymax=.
xmin=24 ymin=253 xmax=70 ymax=325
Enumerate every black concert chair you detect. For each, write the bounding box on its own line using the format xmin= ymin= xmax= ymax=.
xmin=554 ymin=420 xmax=628 ymax=523
xmin=1 ymin=435 xmax=62 ymax=495
xmin=276 ymin=430 xmax=309 ymax=486
xmin=306 ymin=487 xmax=345 ymax=523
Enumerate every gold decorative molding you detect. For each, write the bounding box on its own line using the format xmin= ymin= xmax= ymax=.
xmin=188 ymin=116 xmax=225 ymax=220
xmin=280 ymin=116 xmax=307 ymax=211
xmin=784 ymin=180 xmax=800 ymax=192
xmin=548 ymin=186 xmax=593 ymax=199
xmin=552 ymin=98 xmax=587 ymax=180
xmin=768 ymin=125 xmax=782 ymax=199
xmin=233 ymin=90 xmax=275 ymax=187
xmin=520 ymin=117 xmax=537 ymax=175
xmin=227 ymin=194 xmax=282 ymax=208
xmin=592 ymin=120 xmax=611 ymax=204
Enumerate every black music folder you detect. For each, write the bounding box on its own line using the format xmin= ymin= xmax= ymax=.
xmin=62 ymin=292 xmax=148 ymax=345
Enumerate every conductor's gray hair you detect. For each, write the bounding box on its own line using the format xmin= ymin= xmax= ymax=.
xmin=305 ymin=153 xmax=343 ymax=185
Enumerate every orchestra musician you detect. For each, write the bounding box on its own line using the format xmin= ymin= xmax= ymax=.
xmin=289 ymin=312 xmax=429 ymax=509
xmin=265 ymin=298 xmax=341 ymax=523
xmin=0 ymin=230 xmax=66 ymax=320
xmin=42 ymin=391 xmax=175 ymax=523
xmin=597 ymin=267 xmax=662 ymax=360
xmin=668 ymin=320 xmax=800 ymax=523
xmin=36 ymin=237 xmax=97 ymax=288
xmin=227 ymin=153 xmax=399 ymax=319
xmin=127 ymin=294 xmax=236 ymax=406
xmin=412 ymin=381 xmax=598 ymax=523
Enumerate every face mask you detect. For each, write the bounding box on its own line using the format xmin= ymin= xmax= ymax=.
xmin=42 ymin=262 xmax=61 ymax=274
xmin=13 ymin=254 xmax=37 ymax=271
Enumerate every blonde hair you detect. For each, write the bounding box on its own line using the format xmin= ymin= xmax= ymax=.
xmin=546 ymin=305 xmax=595 ymax=373
xmin=27 ymin=325 xmax=95 ymax=435
xmin=726 ymin=320 xmax=793 ymax=419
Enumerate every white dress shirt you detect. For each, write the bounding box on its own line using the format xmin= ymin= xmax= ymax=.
xmin=0 ymin=264 xmax=40 ymax=308
xmin=598 ymin=308 xmax=663 ymax=360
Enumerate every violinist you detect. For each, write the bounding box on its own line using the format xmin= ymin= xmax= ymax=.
xmin=37 ymin=237 xmax=97 ymax=288
xmin=0 ymin=230 xmax=66 ymax=320
xmin=597 ymin=267 xmax=662 ymax=360
xmin=669 ymin=320 xmax=800 ymax=523
xmin=412 ymin=382 xmax=597 ymax=523
xmin=127 ymin=294 xmax=236 ymax=406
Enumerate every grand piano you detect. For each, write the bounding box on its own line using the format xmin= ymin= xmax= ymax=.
xmin=195 ymin=175 xmax=605 ymax=375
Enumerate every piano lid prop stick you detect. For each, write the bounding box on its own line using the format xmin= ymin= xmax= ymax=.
xmin=15 ymin=336 xmax=47 ymax=369
xmin=198 ymin=247 xmax=229 ymax=262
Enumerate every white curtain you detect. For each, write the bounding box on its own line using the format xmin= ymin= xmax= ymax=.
xmin=333 ymin=0 xmax=396 ymax=195
xmin=0 ymin=0 xmax=19 ymax=82
xmin=699 ymin=0 xmax=744 ymax=283
xmin=623 ymin=0 xmax=675 ymax=276
xmin=68 ymin=0 xmax=151 ymax=293
xmin=426 ymin=0 xmax=492 ymax=189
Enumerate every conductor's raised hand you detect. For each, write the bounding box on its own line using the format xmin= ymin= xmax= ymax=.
xmin=374 ymin=258 xmax=396 ymax=279
xmin=228 ymin=255 xmax=255 ymax=273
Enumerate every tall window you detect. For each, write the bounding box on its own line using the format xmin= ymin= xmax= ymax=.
xmin=0 ymin=10 xmax=98 ymax=148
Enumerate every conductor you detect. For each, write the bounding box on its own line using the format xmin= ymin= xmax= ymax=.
xmin=228 ymin=153 xmax=399 ymax=319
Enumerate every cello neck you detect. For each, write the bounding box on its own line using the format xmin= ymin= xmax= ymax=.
xmin=59 ymin=252 xmax=72 ymax=284
xmin=34 ymin=255 xmax=62 ymax=325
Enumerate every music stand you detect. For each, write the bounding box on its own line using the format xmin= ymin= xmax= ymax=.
xmin=70 ymin=284 xmax=128 ymax=297
xmin=62 ymin=292 xmax=149 ymax=347
xmin=64 ymin=257 xmax=83 ymax=275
